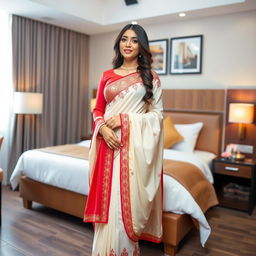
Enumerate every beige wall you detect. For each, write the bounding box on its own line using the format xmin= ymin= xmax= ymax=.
xmin=89 ymin=10 xmax=256 ymax=92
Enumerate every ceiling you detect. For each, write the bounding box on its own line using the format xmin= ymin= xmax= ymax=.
xmin=0 ymin=0 xmax=255 ymax=35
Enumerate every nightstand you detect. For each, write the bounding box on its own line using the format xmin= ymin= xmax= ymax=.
xmin=212 ymin=157 xmax=256 ymax=215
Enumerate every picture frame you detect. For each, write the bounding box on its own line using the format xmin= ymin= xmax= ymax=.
xmin=170 ymin=35 xmax=203 ymax=75
xmin=149 ymin=39 xmax=168 ymax=75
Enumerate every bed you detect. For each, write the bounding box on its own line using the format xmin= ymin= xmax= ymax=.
xmin=10 ymin=111 xmax=222 ymax=256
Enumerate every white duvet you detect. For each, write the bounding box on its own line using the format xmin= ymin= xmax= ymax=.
xmin=10 ymin=140 xmax=216 ymax=246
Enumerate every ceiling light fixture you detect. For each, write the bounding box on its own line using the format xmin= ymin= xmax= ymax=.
xmin=179 ymin=13 xmax=186 ymax=17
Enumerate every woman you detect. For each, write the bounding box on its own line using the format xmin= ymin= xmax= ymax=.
xmin=84 ymin=23 xmax=163 ymax=256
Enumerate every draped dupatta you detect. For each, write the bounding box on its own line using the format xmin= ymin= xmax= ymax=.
xmin=84 ymin=69 xmax=163 ymax=243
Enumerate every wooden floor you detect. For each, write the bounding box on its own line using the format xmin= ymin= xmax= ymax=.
xmin=1 ymin=185 xmax=256 ymax=256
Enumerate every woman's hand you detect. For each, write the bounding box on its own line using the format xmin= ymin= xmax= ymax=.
xmin=99 ymin=125 xmax=121 ymax=150
xmin=105 ymin=115 xmax=121 ymax=130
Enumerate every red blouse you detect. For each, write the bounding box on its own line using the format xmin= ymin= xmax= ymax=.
xmin=93 ymin=69 xmax=138 ymax=127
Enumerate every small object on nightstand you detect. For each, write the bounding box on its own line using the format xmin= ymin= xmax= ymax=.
xmin=212 ymin=157 xmax=256 ymax=215
xmin=221 ymin=151 xmax=231 ymax=159
xmin=232 ymin=152 xmax=246 ymax=161
xmin=222 ymin=144 xmax=246 ymax=161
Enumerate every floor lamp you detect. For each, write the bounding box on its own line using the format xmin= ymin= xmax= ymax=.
xmin=13 ymin=92 xmax=43 ymax=151
xmin=13 ymin=92 xmax=43 ymax=115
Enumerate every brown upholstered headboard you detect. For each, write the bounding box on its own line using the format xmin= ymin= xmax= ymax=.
xmin=164 ymin=111 xmax=222 ymax=155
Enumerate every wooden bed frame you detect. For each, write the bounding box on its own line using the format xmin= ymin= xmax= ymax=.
xmin=19 ymin=111 xmax=222 ymax=256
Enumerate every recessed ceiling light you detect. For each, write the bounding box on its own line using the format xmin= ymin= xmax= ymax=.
xmin=179 ymin=13 xmax=186 ymax=17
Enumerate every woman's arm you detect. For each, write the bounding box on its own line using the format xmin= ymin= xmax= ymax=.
xmin=93 ymin=73 xmax=121 ymax=150
xmin=93 ymin=74 xmax=107 ymax=129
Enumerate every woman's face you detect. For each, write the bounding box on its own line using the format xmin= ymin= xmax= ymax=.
xmin=119 ymin=29 xmax=139 ymax=61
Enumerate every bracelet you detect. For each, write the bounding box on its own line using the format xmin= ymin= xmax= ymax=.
xmin=99 ymin=124 xmax=106 ymax=134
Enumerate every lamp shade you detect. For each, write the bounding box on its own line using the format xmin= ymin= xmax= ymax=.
xmin=228 ymin=103 xmax=254 ymax=124
xmin=13 ymin=92 xmax=43 ymax=114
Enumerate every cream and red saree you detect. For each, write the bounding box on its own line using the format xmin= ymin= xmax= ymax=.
xmin=84 ymin=69 xmax=163 ymax=256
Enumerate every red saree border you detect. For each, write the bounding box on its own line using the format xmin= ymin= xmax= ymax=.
xmin=100 ymin=146 xmax=114 ymax=222
xmin=105 ymin=70 xmax=140 ymax=88
xmin=120 ymin=113 xmax=138 ymax=242
xmin=140 ymin=233 xmax=162 ymax=243
xmin=84 ymin=140 xmax=114 ymax=223
xmin=96 ymin=244 xmax=139 ymax=256
xmin=104 ymin=73 xmax=142 ymax=104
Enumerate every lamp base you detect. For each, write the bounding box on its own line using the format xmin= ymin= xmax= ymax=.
xmin=232 ymin=153 xmax=246 ymax=161
xmin=238 ymin=123 xmax=246 ymax=140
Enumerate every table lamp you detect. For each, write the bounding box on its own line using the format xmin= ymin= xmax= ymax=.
xmin=228 ymin=103 xmax=254 ymax=140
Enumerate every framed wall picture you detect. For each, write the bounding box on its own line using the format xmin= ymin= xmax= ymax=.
xmin=170 ymin=35 xmax=203 ymax=74
xmin=149 ymin=39 xmax=168 ymax=75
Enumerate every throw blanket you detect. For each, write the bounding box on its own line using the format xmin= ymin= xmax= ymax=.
xmin=39 ymin=144 xmax=90 ymax=160
xmin=163 ymin=159 xmax=218 ymax=214
xmin=40 ymin=144 xmax=218 ymax=214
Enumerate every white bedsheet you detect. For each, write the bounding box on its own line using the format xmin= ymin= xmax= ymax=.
xmin=10 ymin=140 xmax=216 ymax=246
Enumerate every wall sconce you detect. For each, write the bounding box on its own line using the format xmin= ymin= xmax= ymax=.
xmin=13 ymin=92 xmax=43 ymax=114
xmin=228 ymin=103 xmax=254 ymax=140
xmin=90 ymin=98 xmax=96 ymax=113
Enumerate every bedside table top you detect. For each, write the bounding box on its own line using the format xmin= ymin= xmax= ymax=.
xmin=214 ymin=157 xmax=256 ymax=167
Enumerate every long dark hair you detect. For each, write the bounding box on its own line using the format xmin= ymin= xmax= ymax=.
xmin=112 ymin=24 xmax=153 ymax=103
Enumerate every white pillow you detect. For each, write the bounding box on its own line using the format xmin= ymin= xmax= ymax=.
xmin=171 ymin=122 xmax=203 ymax=153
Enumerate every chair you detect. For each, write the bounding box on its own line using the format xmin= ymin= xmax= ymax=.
xmin=0 ymin=136 xmax=4 ymax=226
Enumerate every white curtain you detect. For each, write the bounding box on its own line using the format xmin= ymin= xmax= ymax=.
xmin=0 ymin=11 xmax=13 ymax=184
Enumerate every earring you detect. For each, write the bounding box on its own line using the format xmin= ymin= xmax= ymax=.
xmin=138 ymin=54 xmax=142 ymax=58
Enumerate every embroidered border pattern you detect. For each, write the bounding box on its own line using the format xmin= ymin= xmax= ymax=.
xmin=84 ymin=144 xmax=114 ymax=222
xmin=96 ymin=246 xmax=139 ymax=256
xmin=104 ymin=73 xmax=142 ymax=104
xmin=120 ymin=113 xmax=139 ymax=242
xmin=100 ymin=146 xmax=113 ymax=222
xmin=140 ymin=232 xmax=162 ymax=243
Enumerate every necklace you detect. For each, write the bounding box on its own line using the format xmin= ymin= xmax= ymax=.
xmin=120 ymin=65 xmax=138 ymax=71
